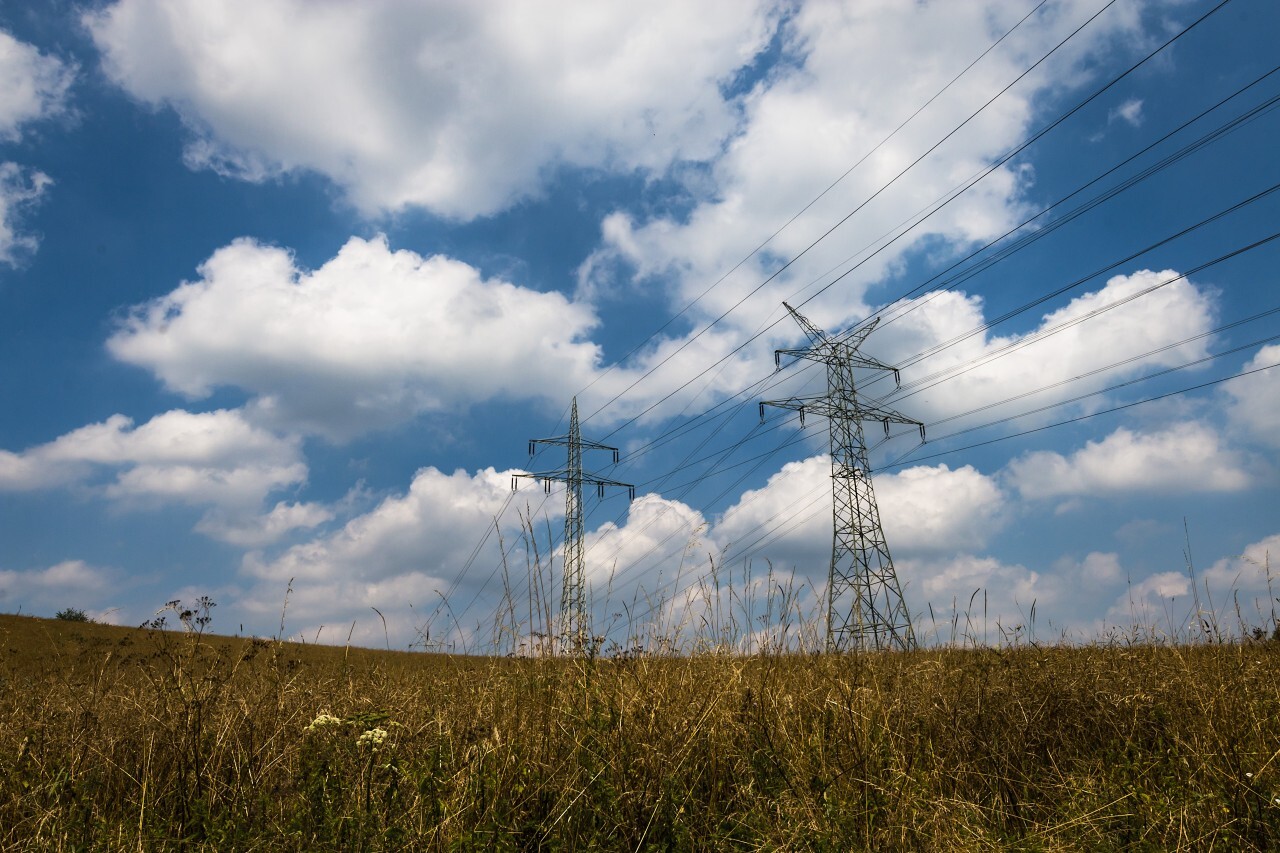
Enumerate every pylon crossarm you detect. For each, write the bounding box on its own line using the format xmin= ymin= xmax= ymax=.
xmin=513 ymin=469 xmax=568 ymax=484
xmin=582 ymin=476 xmax=636 ymax=501
xmin=775 ymin=346 xmax=903 ymax=378
xmin=530 ymin=436 xmax=621 ymax=458
xmin=761 ymin=394 xmax=826 ymax=411
xmin=762 ymin=398 xmax=843 ymax=421
xmin=850 ymin=403 xmax=922 ymax=429
xmin=514 ymin=470 xmax=634 ymax=494
xmin=760 ymin=395 xmax=828 ymax=426
xmin=845 ymin=353 xmax=900 ymax=376
xmin=773 ymin=345 xmax=826 ymax=369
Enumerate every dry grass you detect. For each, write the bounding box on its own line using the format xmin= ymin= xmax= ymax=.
xmin=2 ymin=607 xmax=1279 ymax=851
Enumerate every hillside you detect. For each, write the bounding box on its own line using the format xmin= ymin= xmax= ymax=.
xmin=2 ymin=612 xmax=1279 ymax=850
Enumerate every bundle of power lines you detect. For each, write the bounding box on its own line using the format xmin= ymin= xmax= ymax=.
xmin=425 ymin=0 xmax=1279 ymax=650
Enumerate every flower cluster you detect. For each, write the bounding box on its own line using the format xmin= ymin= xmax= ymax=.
xmin=357 ymin=727 xmax=389 ymax=750
xmin=305 ymin=713 xmax=343 ymax=732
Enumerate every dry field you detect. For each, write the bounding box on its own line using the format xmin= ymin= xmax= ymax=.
xmin=1 ymin=608 xmax=1279 ymax=851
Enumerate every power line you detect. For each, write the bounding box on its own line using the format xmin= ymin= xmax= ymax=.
xmin=835 ymin=64 xmax=1280 ymax=340
xmin=570 ymin=0 xmax=1061 ymax=421
xmin=488 ymin=215 xmax=1280 ymax=638
xmin=555 ymin=59 xmax=1279 ymax=504
xmin=588 ymin=0 xmax=1235 ymax=445
xmin=886 ymin=223 xmax=1280 ymax=404
xmin=886 ymin=357 xmax=1280 ymax=470
xmin=444 ymin=0 xmax=1267 ymax=644
xmin=621 ymin=347 xmax=1280 ymax=633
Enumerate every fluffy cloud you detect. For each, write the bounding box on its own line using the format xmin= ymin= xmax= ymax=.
xmin=711 ymin=456 xmax=1007 ymax=597
xmin=194 ymin=500 xmax=334 ymax=548
xmin=243 ymin=465 xmax=524 ymax=585
xmin=0 ymin=408 xmax=306 ymax=510
xmin=905 ymin=549 xmax=1138 ymax=642
xmin=1075 ymin=551 xmax=1123 ymax=586
xmin=1086 ymin=534 xmax=1280 ymax=640
xmin=236 ymin=464 xmax=540 ymax=647
xmin=579 ymin=0 xmax=1144 ymax=333
xmin=904 ymin=554 xmax=1043 ymax=641
xmin=713 ymin=456 xmax=831 ymax=571
xmin=577 ymin=264 xmax=1215 ymax=434
xmin=1101 ymin=570 xmax=1192 ymax=636
xmin=0 ymin=29 xmax=73 ymax=139
xmin=573 ymin=0 xmax=1193 ymax=425
xmin=876 ymin=463 xmax=1006 ymax=552
xmin=107 ymin=236 xmax=611 ymax=438
xmin=1007 ymin=422 xmax=1251 ymax=499
xmin=1225 ymin=343 xmax=1280 ymax=447
xmin=584 ymin=494 xmax=713 ymax=594
xmin=90 ymin=3 xmax=1180 ymax=436
xmin=0 ymin=30 xmax=73 ymax=265
xmin=1204 ymin=532 xmax=1280 ymax=625
xmin=86 ymin=0 xmax=775 ymax=218
xmin=0 ymin=560 xmax=116 ymax=618
xmin=869 ymin=269 xmax=1217 ymax=427
xmin=0 ymin=162 xmax=51 ymax=266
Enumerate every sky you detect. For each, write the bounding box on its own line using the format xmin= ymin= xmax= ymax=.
xmin=1 ymin=0 xmax=1278 ymax=651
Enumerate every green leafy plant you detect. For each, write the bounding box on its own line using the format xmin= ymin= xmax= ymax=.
xmin=53 ymin=608 xmax=90 ymax=623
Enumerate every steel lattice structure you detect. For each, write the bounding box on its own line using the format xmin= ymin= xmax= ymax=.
xmin=761 ymin=303 xmax=924 ymax=652
xmin=513 ymin=398 xmax=633 ymax=652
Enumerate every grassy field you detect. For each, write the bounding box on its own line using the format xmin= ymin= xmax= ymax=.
xmin=2 ymin=608 xmax=1279 ymax=851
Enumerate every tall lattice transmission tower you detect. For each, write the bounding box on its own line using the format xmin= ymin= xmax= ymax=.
xmin=761 ymin=302 xmax=924 ymax=652
xmin=513 ymin=398 xmax=633 ymax=651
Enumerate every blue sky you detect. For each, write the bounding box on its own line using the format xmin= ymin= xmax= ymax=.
xmin=1 ymin=0 xmax=1277 ymax=649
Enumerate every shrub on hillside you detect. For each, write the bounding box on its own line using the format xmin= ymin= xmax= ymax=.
xmin=54 ymin=608 xmax=91 ymax=623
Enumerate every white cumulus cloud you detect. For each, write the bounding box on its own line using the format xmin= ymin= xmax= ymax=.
xmin=1225 ymin=343 xmax=1280 ymax=447
xmin=0 ymin=408 xmax=306 ymax=511
xmin=1108 ymin=97 xmax=1143 ymax=127
xmin=584 ymin=494 xmax=714 ymax=597
xmin=713 ymin=456 xmax=1007 ymax=578
xmin=0 ymin=29 xmax=73 ymax=139
xmin=242 ymin=465 xmax=526 ymax=585
xmin=0 ymin=162 xmax=51 ymax=266
xmin=1204 ymin=532 xmax=1280 ymax=626
xmin=1007 ymin=422 xmax=1251 ymax=499
xmin=0 ymin=560 xmax=116 ymax=618
xmin=904 ymin=554 xmax=1044 ymax=642
xmin=0 ymin=30 xmax=73 ymax=265
xmin=888 ymin=549 xmax=1140 ymax=642
xmin=107 ymin=235 xmax=610 ymax=439
xmin=1101 ymin=570 xmax=1192 ymax=636
xmin=86 ymin=0 xmax=776 ymax=218
xmin=578 ymin=0 xmax=1145 ymax=337
xmin=195 ymin=500 xmax=334 ymax=548
xmin=236 ymin=464 xmax=541 ymax=647
xmin=868 ymin=269 xmax=1217 ymax=427
xmin=877 ymin=463 xmax=1006 ymax=553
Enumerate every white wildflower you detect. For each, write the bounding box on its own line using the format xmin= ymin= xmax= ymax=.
xmin=306 ymin=713 xmax=343 ymax=732
xmin=357 ymin=727 xmax=389 ymax=750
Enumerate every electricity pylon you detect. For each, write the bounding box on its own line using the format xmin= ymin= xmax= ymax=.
xmin=761 ymin=302 xmax=924 ymax=652
xmin=513 ymin=397 xmax=634 ymax=652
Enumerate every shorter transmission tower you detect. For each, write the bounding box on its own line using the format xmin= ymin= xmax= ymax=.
xmin=513 ymin=397 xmax=634 ymax=652
xmin=761 ymin=302 xmax=924 ymax=652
